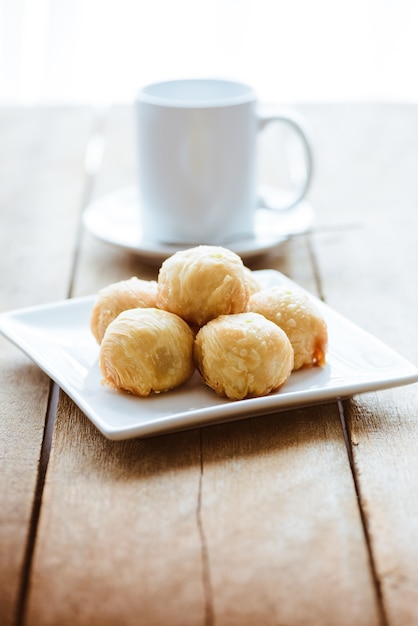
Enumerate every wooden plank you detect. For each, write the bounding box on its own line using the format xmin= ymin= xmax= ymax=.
xmin=0 ymin=107 xmax=92 ymax=626
xmin=25 ymin=105 xmax=381 ymax=624
xmin=27 ymin=396 xmax=206 ymax=626
xmin=198 ymin=405 xmax=381 ymax=626
xmin=309 ymin=103 xmax=418 ymax=625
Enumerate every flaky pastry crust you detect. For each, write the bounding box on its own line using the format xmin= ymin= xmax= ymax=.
xmin=90 ymin=277 xmax=157 ymax=343
xmin=248 ymin=286 xmax=328 ymax=370
xmin=156 ymin=245 xmax=249 ymax=327
xmin=194 ymin=312 xmax=294 ymax=400
xmin=243 ymin=266 xmax=261 ymax=295
xmin=99 ymin=308 xmax=195 ymax=396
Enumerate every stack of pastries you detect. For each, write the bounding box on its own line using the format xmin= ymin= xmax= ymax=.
xmin=91 ymin=245 xmax=328 ymax=401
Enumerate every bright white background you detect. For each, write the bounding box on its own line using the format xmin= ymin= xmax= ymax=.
xmin=1 ymin=0 xmax=417 ymax=105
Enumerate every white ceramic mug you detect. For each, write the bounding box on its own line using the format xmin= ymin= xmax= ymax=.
xmin=136 ymin=78 xmax=313 ymax=245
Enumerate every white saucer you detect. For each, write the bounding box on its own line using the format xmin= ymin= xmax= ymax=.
xmin=83 ymin=186 xmax=315 ymax=263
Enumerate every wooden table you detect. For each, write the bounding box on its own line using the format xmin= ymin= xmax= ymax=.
xmin=1 ymin=103 xmax=418 ymax=626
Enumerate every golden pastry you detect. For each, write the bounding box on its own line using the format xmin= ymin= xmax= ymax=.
xmin=243 ymin=266 xmax=261 ymax=295
xmin=99 ymin=308 xmax=195 ymax=396
xmin=156 ymin=245 xmax=249 ymax=327
xmin=248 ymin=286 xmax=328 ymax=370
xmin=194 ymin=312 xmax=294 ymax=400
xmin=90 ymin=277 xmax=157 ymax=343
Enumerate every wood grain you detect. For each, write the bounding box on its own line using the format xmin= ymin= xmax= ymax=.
xmin=199 ymin=406 xmax=379 ymax=626
xmin=24 ymin=106 xmax=381 ymax=624
xmin=311 ymin=104 xmax=418 ymax=625
xmin=28 ymin=396 xmax=206 ymax=626
xmin=0 ymin=107 xmax=92 ymax=625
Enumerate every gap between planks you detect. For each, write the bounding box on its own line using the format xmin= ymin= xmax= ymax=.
xmin=308 ymin=234 xmax=389 ymax=625
xmin=337 ymin=393 xmax=390 ymax=626
xmin=14 ymin=381 xmax=59 ymax=626
xmin=14 ymin=108 xmax=108 ymax=626
xmin=197 ymin=429 xmax=215 ymax=626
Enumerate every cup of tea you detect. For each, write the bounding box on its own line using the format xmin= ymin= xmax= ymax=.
xmin=135 ymin=78 xmax=313 ymax=246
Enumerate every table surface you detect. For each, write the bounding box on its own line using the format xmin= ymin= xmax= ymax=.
xmin=1 ymin=103 xmax=418 ymax=626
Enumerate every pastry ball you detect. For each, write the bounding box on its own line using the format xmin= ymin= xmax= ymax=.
xmin=248 ymin=286 xmax=328 ymax=370
xmin=194 ymin=312 xmax=294 ymax=400
xmin=99 ymin=308 xmax=195 ymax=396
xmin=156 ymin=245 xmax=249 ymax=327
xmin=243 ymin=267 xmax=261 ymax=295
xmin=91 ymin=277 xmax=157 ymax=343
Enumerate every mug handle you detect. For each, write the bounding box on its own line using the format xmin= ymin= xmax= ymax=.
xmin=257 ymin=110 xmax=314 ymax=211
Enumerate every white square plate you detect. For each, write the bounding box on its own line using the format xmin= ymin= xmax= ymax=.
xmin=1 ymin=270 xmax=417 ymax=440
